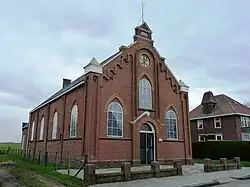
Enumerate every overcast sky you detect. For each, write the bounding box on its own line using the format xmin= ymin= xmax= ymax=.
xmin=1 ymin=0 xmax=250 ymax=142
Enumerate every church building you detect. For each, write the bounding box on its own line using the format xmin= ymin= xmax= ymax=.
xmin=26 ymin=22 xmax=192 ymax=166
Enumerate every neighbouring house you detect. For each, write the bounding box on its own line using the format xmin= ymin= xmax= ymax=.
xmin=26 ymin=21 xmax=192 ymax=167
xmin=21 ymin=122 xmax=28 ymax=150
xmin=190 ymin=91 xmax=250 ymax=142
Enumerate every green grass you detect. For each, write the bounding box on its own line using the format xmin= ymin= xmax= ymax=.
xmin=0 ymin=155 xmax=86 ymax=187
xmin=0 ymin=143 xmax=20 ymax=149
xmin=194 ymin=159 xmax=250 ymax=167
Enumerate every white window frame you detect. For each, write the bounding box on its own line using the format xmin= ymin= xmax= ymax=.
xmin=70 ymin=104 xmax=78 ymax=138
xmin=30 ymin=121 xmax=35 ymax=140
xmin=52 ymin=112 xmax=58 ymax=139
xmin=107 ymin=102 xmax=124 ymax=137
xmin=214 ymin=117 xmax=221 ymax=128
xmin=198 ymin=133 xmax=223 ymax=141
xmin=197 ymin=120 xmax=203 ymax=130
xmin=241 ymin=116 xmax=250 ymax=127
xmin=166 ymin=109 xmax=178 ymax=140
xmin=39 ymin=117 xmax=44 ymax=140
xmin=139 ymin=79 xmax=152 ymax=110
xmin=242 ymin=133 xmax=250 ymax=141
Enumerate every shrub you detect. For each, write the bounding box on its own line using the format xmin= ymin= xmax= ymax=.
xmin=192 ymin=141 xmax=250 ymax=161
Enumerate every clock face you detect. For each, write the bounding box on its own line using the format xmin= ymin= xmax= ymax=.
xmin=140 ymin=54 xmax=150 ymax=67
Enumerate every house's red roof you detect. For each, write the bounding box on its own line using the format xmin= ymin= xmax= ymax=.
xmin=190 ymin=94 xmax=250 ymax=119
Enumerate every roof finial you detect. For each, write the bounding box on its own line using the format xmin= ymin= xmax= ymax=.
xmin=141 ymin=0 xmax=145 ymax=23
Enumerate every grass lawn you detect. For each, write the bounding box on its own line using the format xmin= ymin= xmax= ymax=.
xmin=0 ymin=142 xmax=21 ymax=149
xmin=0 ymin=155 xmax=86 ymax=187
xmin=194 ymin=159 xmax=250 ymax=167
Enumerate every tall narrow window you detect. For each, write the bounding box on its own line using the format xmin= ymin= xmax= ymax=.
xmin=52 ymin=112 xmax=58 ymax=139
xmin=70 ymin=104 xmax=78 ymax=137
xmin=139 ymin=79 xmax=152 ymax=109
xmin=39 ymin=117 xmax=44 ymax=140
xmin=30 ymin=121 xmax=35 ymax=140
xmin=107 ymin=102 xmax=123 ymax=137
xmin=166 ymin=109 xmax=178 ymax=140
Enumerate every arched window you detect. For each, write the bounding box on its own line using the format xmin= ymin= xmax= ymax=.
xmin=39 ymin=117 xmax=44 ymax=140
xmin=166 ymin=109 xmax=178 ymax=140
xmin=70 ymin=104 xmax=78 ymax=137
xmin=30 ymin=121 xmax=35 ymax=140
xmin=139 ymin=79 xmax=152 ymax=109
xmin=107 ymin=102 xmax=123 ymax=137
xmin=52 ymin=112 xmax=58 ymax=139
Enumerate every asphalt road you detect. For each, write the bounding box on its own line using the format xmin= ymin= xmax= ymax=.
xmin=218 ymin=179 xmax=250 ymax=187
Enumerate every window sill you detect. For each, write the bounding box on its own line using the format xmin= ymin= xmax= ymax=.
xmin=100 ymin=137 xmax=131 ymax=140
xmin=47 ymin=139 xmax=60 ymax=141
xmin=63 ymin=137 xmax=82 ymax=140
xmin=163 ymin=139 xmax=184 ymax=142
xmin=138 ymin=108 xmax=156 ymax=112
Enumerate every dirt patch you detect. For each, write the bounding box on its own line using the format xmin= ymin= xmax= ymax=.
xmin=1 ymin=169 xmax=66 ymax=187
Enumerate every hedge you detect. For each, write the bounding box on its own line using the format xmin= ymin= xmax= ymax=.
xmin=192 ymin=141 xmax=250 ymax=161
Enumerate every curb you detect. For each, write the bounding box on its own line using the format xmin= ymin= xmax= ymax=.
xmin=231 ymin=175 xmax=250 ymax=180
xmin=182 ymin=180 xmax=225 ymax=187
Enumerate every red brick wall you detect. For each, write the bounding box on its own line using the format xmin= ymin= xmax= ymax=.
xmin=98 ymin=139 xmax=131 ymax=161
xmin=27 ymin=26 xmax=191 ymax=165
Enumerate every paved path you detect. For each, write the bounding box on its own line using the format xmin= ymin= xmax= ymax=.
xmin=89 ymin=167 xmax=250 ymax=187
xmin=217 ymin=179 xmax=250 ymax=187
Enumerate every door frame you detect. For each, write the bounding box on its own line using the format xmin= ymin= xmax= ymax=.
xmin=139 ymin=122 xmax=156 ymax=163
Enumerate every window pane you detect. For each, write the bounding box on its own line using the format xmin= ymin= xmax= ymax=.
xmin=107 ymin=102 xmax=123 ymax=137
xmin=166 ymin=110 xmax=178 ymax=139
xmin=139 ymin=79 xmax=152 ymax=109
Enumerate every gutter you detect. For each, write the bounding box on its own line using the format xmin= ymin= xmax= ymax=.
xmin=190 ymin=112 xmax=250 ymax=120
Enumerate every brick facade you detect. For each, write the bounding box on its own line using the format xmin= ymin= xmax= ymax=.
xmin=27 ymin=22 xmax=192 ymax=167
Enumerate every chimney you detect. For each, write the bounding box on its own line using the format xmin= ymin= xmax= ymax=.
xmin=62 ymin=78 xmax=71 ymax=88
xmin=201 ymin=91 xmax=217 ymax=114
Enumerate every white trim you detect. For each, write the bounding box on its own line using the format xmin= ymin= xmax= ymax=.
xmin=197 ymin=120 xmax=203 ymax=130
xmin=30 ymin=81 xmax=85 ymax=113
xmin=190 ymin=112 xmax=250 ymax=120
xmin=101 ymin=51 xmax=123 ymax=66
xmin=140 ymin=122 xmax=156 ymax=162
xmin=131 ymin=111 xmax=150 ymax=124
xmin=198 ymin=133 xmax=223 ymax=141
xmin=107 ymin=102 xmax=124 ymax=138
xmin=214 ymin=117 xmax=221 ymax=128
xmin=242 ymin=133 xmax=250 ymax=141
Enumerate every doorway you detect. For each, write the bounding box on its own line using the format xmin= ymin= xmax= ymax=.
xmin=140 ymin=123 xmax=155 ymax=164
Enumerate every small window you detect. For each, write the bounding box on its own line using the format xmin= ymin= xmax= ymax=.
xmin=39 ymin=117 xmax=45 ymax=140
xmin=242 ymin=133 xmax=250 ymax=141
xmin=165 ymin=109 xmax=178 ymax=140
xmin=70 ymin=105 xmax=78 ymax=138
xmin=107 ymin=102 xmax=123 ymax=137
xmin=241 ymin=116 xmax=250 ymax=127
xmin=30 ymin=121 xmax=35 ymax=140
xmin=198 ymin=135 xmax=206 ymax=142
xmin=139 ymin=79 xmax=152 ymax=109
xmin=214 ymin=117 xmax=221 ymax=128
xmin=216 ymin=134 xmax=223 ymax=140
xmin=52 ymin=112 xmax=58 ymax=139
xmin=197 ymin=120 xmax=203 ymax=130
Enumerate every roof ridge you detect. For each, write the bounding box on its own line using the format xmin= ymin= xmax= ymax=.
xmin=222 ymin=94 xmax=237 ymax=113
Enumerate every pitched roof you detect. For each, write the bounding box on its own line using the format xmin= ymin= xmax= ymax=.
xmin=190 ymin=94 xmax=250 ymax=119
xmin=30 ymin=75 xmax=85 ymax=113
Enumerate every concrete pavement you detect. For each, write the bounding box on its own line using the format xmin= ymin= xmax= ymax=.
xmin=89 ymin=166 xmax=250 ymax=187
